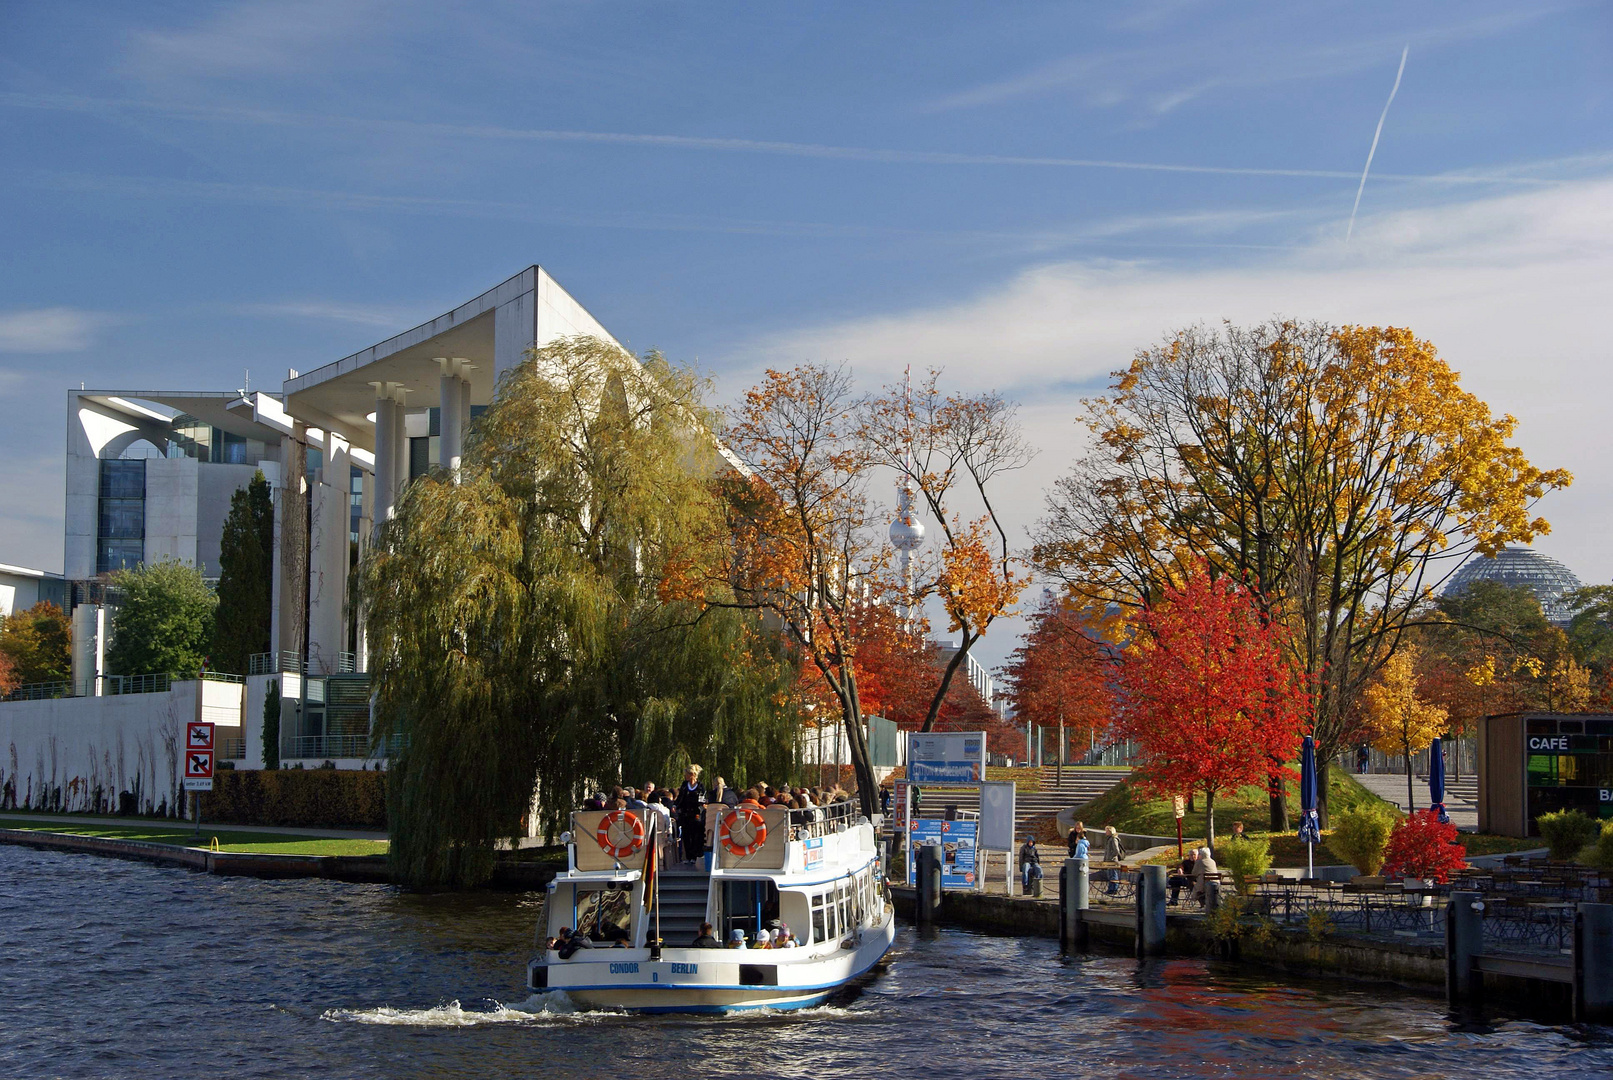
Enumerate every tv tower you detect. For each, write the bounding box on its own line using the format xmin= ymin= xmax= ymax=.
xmin=887 ymin=366 xmax=925 ymax=626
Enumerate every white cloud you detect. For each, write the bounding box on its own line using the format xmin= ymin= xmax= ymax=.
xmin=0 ymin=308 xmax=108 ymax=353
xmin=738 ymin=176 xmax=1613 ymax=667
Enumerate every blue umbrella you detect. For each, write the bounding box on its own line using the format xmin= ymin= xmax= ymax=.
xmin=1429 ymin=736 xmax=1449 ymax=824
xmin=1298 ymin=736 xmax=1321 ymax=878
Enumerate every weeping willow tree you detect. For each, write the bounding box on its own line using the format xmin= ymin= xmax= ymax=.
xmin=359 ymin=336 xmax=802 ymax=889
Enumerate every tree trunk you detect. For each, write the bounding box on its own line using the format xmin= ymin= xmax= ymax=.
xmin=1405 ymin=747 xmax=1415 ymax=813
xmin=1205 ymin=787 xmax=1216 ymax=853
xmin=1268 ymin=766 xmax=1288 ymax=832
xmin=1315 ymin=758 xmax=1331 ymax=830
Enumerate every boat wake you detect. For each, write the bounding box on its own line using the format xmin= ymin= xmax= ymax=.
xmin=322 ymin=992 xmax=615 ymax=1027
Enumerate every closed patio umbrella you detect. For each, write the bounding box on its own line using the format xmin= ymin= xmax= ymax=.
xmin=1298 ymin=736 xmax=1321 ymax=878
xmin=1429 ymin=736 xmax=1449 ymax=825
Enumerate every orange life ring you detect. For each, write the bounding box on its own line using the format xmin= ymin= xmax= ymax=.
xmin=720 ymin=808 xmax=767 ymax=857
xmin=596 ymin=809 xmax=645 ymax=858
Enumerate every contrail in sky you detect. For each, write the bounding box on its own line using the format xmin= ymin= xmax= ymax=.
xmin=1347 ymin=46 xmax=1410 ymax=243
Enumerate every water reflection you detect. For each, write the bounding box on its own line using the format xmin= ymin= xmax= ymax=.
xmin=2 ymin=845 xmax=1610 ymax=1079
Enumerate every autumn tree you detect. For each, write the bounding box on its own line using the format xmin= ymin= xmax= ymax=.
xmin=1113 ymin=569 xmax=1307 ymax=847
xmin=1035 ymin=321 xmax=1569 ymax=825
xmin=860 ymin=369 xmax=1031 ymax=731
xmin=1361 ymin=646 xmax=1448 ymax=812
xmin=0 ymin=649 xmax=16 ymax=696
xmin=361 ymin=337 xmax=801 ymax=888
xmin=0 ymin=601 xmax=72 ymax=685
xmin=720 ymin=365 xmax=885 ymax=817
xmin=1000 ymin=591 xmax=1114 ymax=762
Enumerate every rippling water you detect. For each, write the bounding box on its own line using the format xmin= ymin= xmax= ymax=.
xmin=4 ymin=844 xmax=1612 ymax=1079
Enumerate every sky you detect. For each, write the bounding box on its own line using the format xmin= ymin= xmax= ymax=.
xmin=2 ymin=1 xmax=1610 ymax=676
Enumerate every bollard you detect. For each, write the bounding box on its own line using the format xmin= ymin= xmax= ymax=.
xmin=1574 ymin=902 xmax=1613 ymax=1023
xmin=1136 ymin=864 xmax=1167 ymax=957
xmin=916 ymin=842 xmax=942 ymax=928
xmin=1204 ymin=876 xmax=1221 ymax=916
xmin=1062 ymin=857 xmax=1089 ymax=954
xmin=1446 ymin=890 xmax=1484 ymax=1008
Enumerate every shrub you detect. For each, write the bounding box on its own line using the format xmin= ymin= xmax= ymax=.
xmin=1535 ymin=809 xmax=1601 ymax=861
xmin=1586 ymin=821 xmax=1613 ymax=870
xmin=1217 ymin=835 xmax=1272 ymax=895
xmin=203 ymin=768 xmax=386 ymax=829
xmin=1381 ymin=810 xmax=1468 ymax=884
xmin=1328 ymin=805 xmax=1397 ymax=876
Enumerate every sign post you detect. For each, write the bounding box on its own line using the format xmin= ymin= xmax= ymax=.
xmin=904 ymin=732 xmax=989 ymax=890
xmin=1173 ymin=795 xmax=1186 ymax=858
xmin=184 ymin=722 xmax=215 ymax=835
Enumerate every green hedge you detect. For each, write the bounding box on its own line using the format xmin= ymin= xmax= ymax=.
xmin=203 ymin=768 xmax=387 ymax=830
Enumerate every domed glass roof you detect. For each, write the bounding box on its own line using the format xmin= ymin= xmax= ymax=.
xmin=1443 ymin=546 xmax=1584 ymax=625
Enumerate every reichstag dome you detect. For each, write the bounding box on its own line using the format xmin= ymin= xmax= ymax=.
xmin=1443 ymin=545 xmax=1585 ymax=626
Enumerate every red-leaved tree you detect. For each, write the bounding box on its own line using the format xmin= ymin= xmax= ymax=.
xmin=1115 ymin=569 xmax=1308 ymax=847
xmin=1381 ymin=810 xmax=1468 ymax=883
xmin=1001 ymin=592 xmax=1115 ymax=763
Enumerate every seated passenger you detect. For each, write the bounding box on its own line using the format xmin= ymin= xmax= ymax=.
xmin=727 ymin=929 xmax=748 ymax=949
xmin=556 ymin=927 xmax=594 ymax=959
xmin=691 ymin=922 xmax=720 ymax=948
xmin=754 ymin=929 xmax=772 ymax=949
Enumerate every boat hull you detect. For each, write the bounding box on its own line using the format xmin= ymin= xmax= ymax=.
xmin=532 ymin=910 xmax=895 ymax=1014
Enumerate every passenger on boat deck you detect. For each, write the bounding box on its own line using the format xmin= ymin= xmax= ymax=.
xmin=544 ymin=936 xmax=559 ymax=952
xmin=584 ymin=792 xmax=607 ymax=810
xmin=754 ymin=929 xmax=772 ymax=949
xmin=691 ymin=922 xmax=720 ymax=948
xmin=727 ymin=929 xmax=747 ymax=949
xmin=556 ymin=927 xmax=594 ymax=959
xmin=739 ymin=789 xmax=763 ymax=808
xmin=676 ymin=767 xmax=707 ymax=862
xmin=626 ymin=787 xmax=649 ymax=810
xmin=772 ymin=922 xmax=797 ymax=948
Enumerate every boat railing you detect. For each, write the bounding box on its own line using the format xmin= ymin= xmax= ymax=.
xmin=789 ymin=800 xmax=862 ymax=840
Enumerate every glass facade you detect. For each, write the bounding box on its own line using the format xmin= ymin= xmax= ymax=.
xmin=1445 ymin=546 xmax=1585 ymax=625
xmin=1524 ymin=715 xmax=1613 ymax=826
xmin=349 ymin=465 xmax=364 ymax=545
xmin=166 ymin=414 xmax=258 ymax=465
xmin=97 ymin=459 xmax=145 ymax=574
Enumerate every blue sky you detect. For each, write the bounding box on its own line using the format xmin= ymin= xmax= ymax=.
xmin=2 ymin=2 xmax=1609 ymax=670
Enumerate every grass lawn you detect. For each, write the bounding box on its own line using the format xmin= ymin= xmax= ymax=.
xmin=1069 ymin=769 xmax=1387 ymax=842
xmin=0 ymin=816 xmax=387 ymax=857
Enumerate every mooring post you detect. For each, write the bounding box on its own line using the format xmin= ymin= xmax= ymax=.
xmin=1136 ymin=864 xmax=1167 ymax=957
xmin=1446 ymin=890 xmax=1483 ymax=1008
xmin=916 ymin=842 xmax=942 ymax=928
xmin=1574 ymin=902 xmax=1613 ymax=1023
xmin=1070 ymin=857 xmax=1090 ymax=953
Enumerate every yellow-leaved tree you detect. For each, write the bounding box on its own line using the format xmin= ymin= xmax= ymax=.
xmin=1361 ymin=646 xmax=1448 ymax=813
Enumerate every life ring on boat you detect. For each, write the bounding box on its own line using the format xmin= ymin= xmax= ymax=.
xmin=596 ymin=810 xmax=645 ymax=858
xmin=719 ymin=808 xmax=767 ymax=857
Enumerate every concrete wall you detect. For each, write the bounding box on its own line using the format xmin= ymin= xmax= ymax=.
xmin=195 ymin=462 xmax=263 ymax=578
xmin=0 ymin=682 xmax=216 ymax=813
xmin=141 ymin=457 xmax=201 ymax=570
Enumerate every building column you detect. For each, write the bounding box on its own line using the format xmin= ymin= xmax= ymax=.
xmin=370 ymin=385 xmax=398 ymax=528
xmin=392 ymin=388 xmax=410 ymax=504
xmin=436 ymin=356 xmax=475 ymax=481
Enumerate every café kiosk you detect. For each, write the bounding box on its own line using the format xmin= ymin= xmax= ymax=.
xmin=1478 ymin=711 xmax=1613 ymax=837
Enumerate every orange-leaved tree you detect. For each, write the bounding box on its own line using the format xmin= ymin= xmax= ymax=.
xmin=1114 ymin=569 xmax=1308 ymax=848
xmin=720 ymin=365 xmax=887 ymax=817
xmin=1000 ymin=591 xmax=1116 ymax=764
xmin=859 ymin=369 xmax=1032 ymax=731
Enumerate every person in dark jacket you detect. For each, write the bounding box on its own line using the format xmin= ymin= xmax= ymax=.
xmin=556 ymin=927 xmax=593 ymax=959
xmin=691 ymin=922 xmax=720 ymax=948
xmin=675 ymin=765 xmax=707 ymax=862
xmin=1019 ymin=836 xmax=1044 ymax=896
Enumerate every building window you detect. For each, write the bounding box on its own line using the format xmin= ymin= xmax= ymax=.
xmin=349 ymin=465 xmax=364 ymax=544
xmin=97 ymin=459 xmax=146 ymax=574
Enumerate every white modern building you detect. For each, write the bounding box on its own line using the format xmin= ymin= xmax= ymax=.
xmin=2 ymin=265 xmax=629 ymax=793
xmin=0 ymin=563 xmax=65 ymax=619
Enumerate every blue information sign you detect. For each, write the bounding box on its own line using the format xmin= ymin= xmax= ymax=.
xmin=907 ymin=818 xmax=978 ymax=888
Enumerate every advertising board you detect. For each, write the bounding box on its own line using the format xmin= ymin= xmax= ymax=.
xmin=906 ymin=731 xmax=986 ymax=785
xmin=907 ymin=818 xmax=978 ymax=889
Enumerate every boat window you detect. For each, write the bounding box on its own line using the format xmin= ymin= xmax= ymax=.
xmin=811 ymin=893 xmax=826 ymax=944
xmin=721 ymin=879 xmax=780 ymax=944
xmin=575 ymin=884 xmax=633 ymax=943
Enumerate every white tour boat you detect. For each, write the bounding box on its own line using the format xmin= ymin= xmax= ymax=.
xmin=528 ymin=799 xmax=895 ymax=1013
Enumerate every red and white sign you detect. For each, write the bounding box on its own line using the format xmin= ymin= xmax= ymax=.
xmin=187 ymin=722 xmax=215 ymax=751
xmin=183 ymin=748 xmax=214 ymax=792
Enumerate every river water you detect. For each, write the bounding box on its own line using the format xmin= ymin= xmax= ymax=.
xmin=4 ymin=845 xmax=1612 ymax=1079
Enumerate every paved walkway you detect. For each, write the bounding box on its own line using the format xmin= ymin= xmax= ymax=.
xmin=1351 ymin=771 xmax=1479 ymax=830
